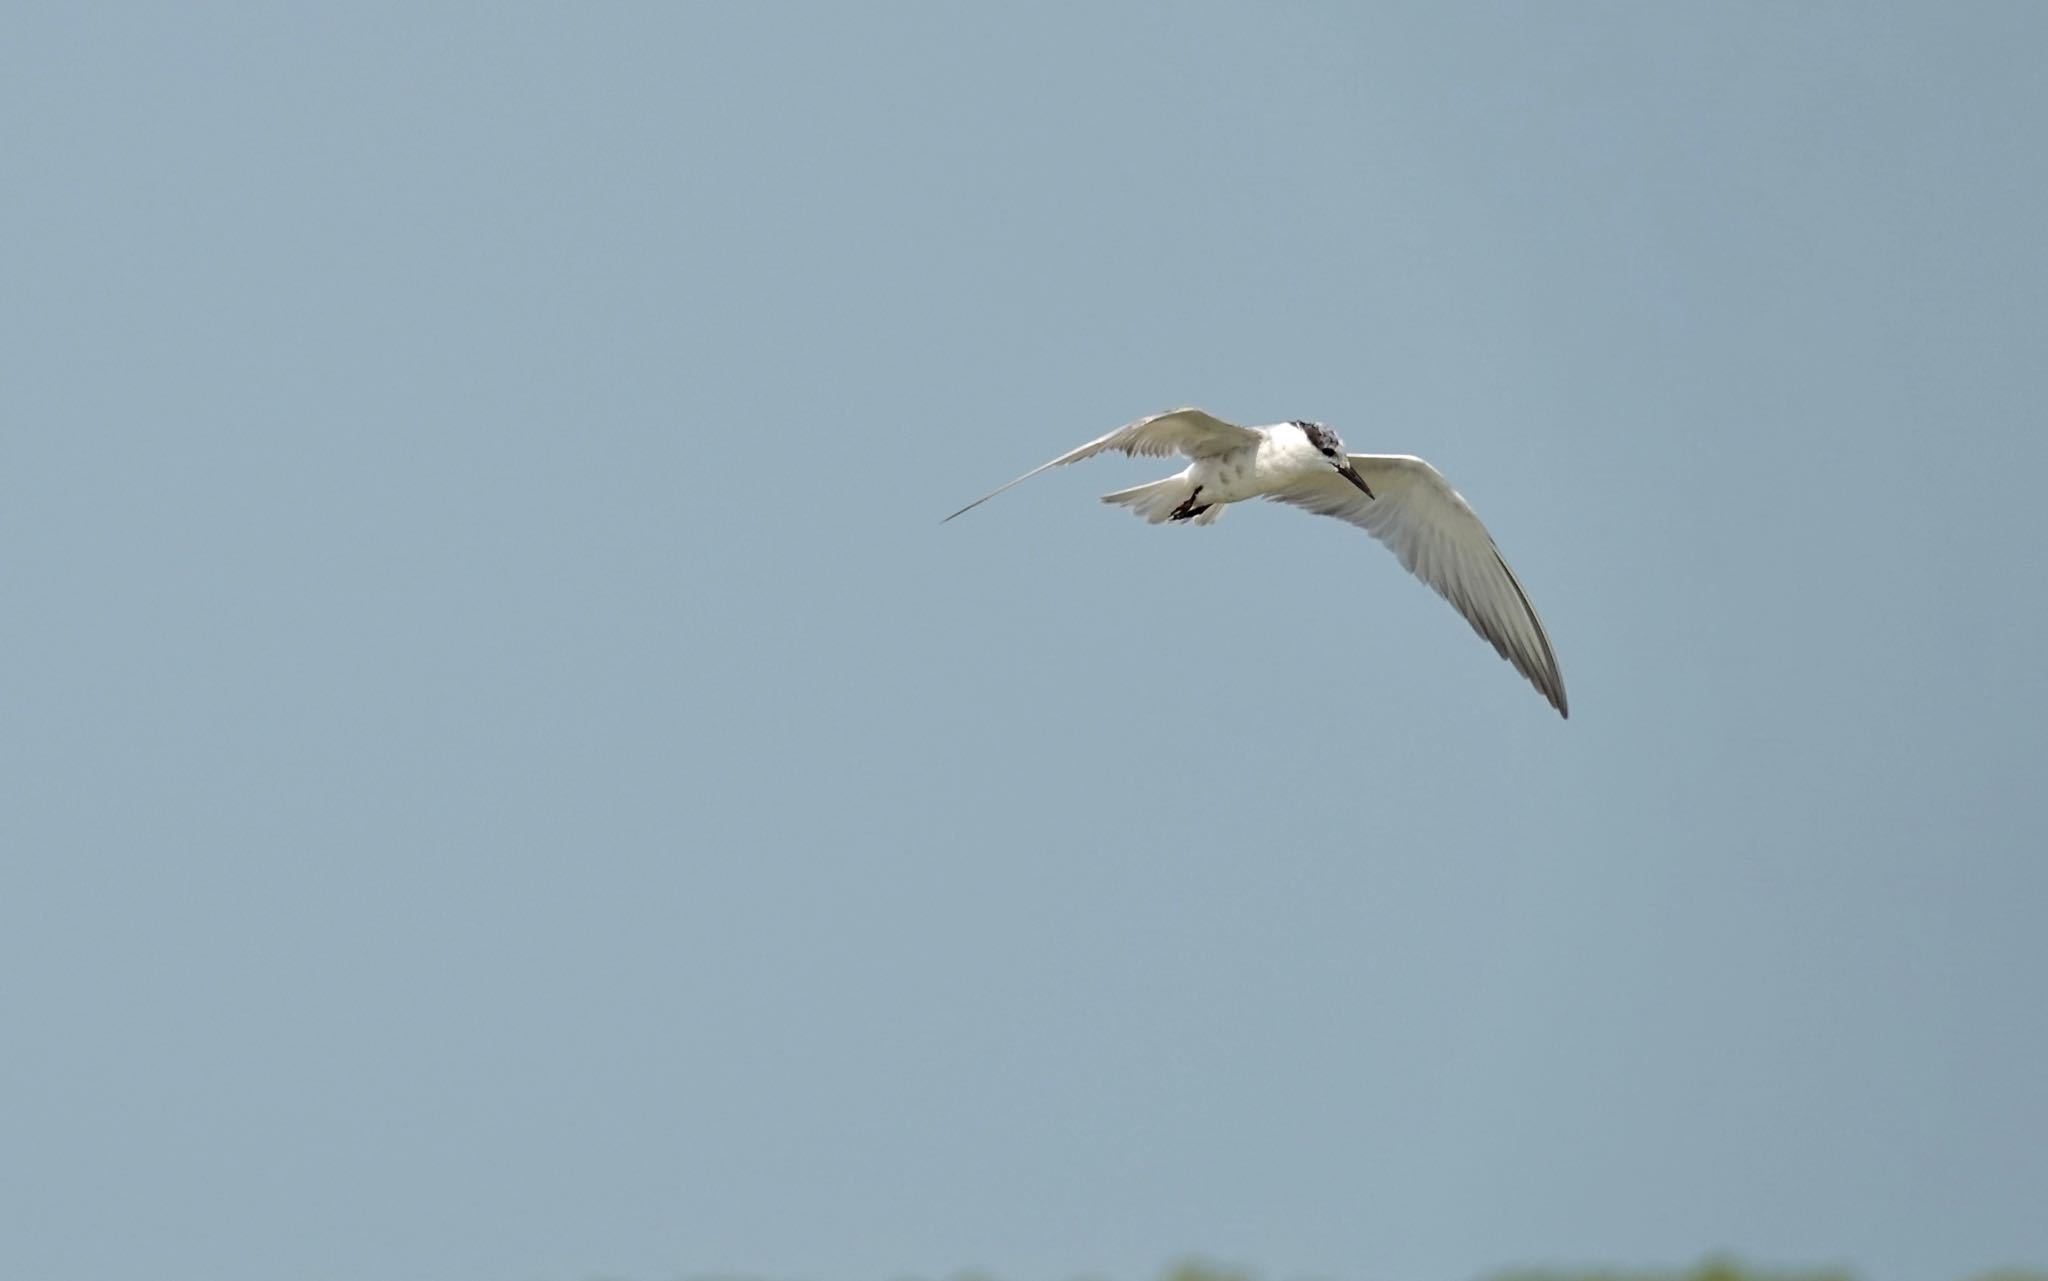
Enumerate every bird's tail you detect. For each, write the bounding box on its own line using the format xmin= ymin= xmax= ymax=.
xmin=1099 ymin=476 xmax=1224 ymax=525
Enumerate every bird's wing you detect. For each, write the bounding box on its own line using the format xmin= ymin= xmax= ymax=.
xmin=1267 ymin=454 xmax=1569 ymax=717
xmin=942 ymin=408 xmax=1261 ymax=523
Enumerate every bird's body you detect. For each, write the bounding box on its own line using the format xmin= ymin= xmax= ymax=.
xmin=945 ymin=407 xmax=1570 ymax=717
xmin=1135 ymin=424 xmax=1318 ymax=514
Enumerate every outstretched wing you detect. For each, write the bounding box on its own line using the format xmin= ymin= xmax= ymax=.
xmin=1268 ymin=454 xmax=1569 ymax=717
xmin=942 ymin=408 xmax=1261 ymax=523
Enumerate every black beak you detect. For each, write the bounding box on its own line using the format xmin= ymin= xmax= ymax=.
xmin=1337 ymin=462 xmax=1375 ymax=499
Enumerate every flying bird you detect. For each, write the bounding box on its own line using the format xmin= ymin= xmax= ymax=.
xmin=944 ymin=407 xmax=1568 ymax=717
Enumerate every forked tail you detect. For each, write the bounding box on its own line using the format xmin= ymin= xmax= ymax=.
xmin=1099 ymin=475 xmax=1225 ymax=526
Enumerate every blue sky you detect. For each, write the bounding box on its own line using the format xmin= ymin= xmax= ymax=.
xmin=3 ymin=5 xmax=2045 ymax=1281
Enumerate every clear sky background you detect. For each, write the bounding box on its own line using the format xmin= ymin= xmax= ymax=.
xmin=4 ymin=5 xmax=2044 ymax=1281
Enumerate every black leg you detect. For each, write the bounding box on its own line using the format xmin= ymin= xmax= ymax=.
xmin=1168 ymin=486 xmax=1208 ymax=522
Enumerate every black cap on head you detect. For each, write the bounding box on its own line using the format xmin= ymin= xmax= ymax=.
xmin=1294 ymin=420 xmax=1341 ymax=456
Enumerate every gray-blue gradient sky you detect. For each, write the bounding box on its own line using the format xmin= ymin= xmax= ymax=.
xmin=4 ymin=6 xmax=2045 ymax=1281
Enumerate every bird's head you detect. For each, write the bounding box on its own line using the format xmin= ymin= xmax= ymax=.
xmin=1293 ymin=420 xmax=1375 ymax=499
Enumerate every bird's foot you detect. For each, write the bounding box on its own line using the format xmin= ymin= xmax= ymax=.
xmin=1168 ymin=487 xmax=1209 ymax=522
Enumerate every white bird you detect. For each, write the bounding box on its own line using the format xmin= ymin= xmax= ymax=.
xmin=944 ymin=407 xmax=1568 ymax=717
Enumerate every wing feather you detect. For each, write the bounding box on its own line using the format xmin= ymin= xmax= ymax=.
xmin=942 ymin=408 xmax=1260 ymax=523
xmin=1268 ymin=454 xmax=1569 ymax=717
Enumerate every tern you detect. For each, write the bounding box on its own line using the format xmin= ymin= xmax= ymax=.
xmin=944 ymin=407 xmax=1568 ymax=717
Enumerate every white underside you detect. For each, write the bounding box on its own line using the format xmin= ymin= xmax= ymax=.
xmin=1097 ymin=441 xmax=1297 ymax=525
